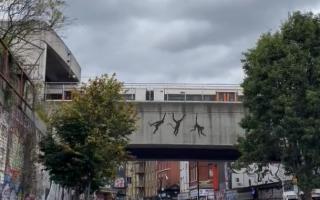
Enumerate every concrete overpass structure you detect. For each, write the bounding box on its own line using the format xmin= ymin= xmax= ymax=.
xmin=14 ymin=30 xmax=81 ymax=101
xmin=125 ymin=84 xmax=245 ymax=160
xmin=44 ymin=81 xmax=245 ymax=160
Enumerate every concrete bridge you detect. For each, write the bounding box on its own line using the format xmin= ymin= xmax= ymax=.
xmin=127 ymin=102 xmax=244 ymax=160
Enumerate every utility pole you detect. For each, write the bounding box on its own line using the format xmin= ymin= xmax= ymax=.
xmin=197 ymin=161 xmax=200 ymax=200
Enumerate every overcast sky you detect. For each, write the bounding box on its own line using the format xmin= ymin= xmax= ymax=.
xmin=62 ymin=0 xmax=320 ymax=84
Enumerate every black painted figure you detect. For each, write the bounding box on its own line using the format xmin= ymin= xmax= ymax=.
xmin=148 ymin=113 xmax=166 ymax=134
xmin=168 ymin=113 xmax=185 ymax=136
xmin=191 ymin=114 xmax=205 ymax=136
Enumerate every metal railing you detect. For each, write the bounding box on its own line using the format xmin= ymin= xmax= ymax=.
xmin=44 ymin=82 xmax=244 ymax=103
xmin=124 ymin=82 xmax=242 ymax=89
xmin=44 ymin=82 xmax=80 ymax=101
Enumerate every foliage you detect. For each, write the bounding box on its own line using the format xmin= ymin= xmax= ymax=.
xmin=0 ymin=0 xmax=66 ymax=48
xmin=0 ymin=0 xmax=67 ymax=75
xmin=238 ymin=11 xmax=320 ymax=196
xmin=39 ymin=74 xmax=136 ymax=194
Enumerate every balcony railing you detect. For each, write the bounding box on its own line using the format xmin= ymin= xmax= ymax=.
xmin=44 ymin=82 xmax=243 ymax=103
xmin=44 ymin=82 xmax=80 ymax=101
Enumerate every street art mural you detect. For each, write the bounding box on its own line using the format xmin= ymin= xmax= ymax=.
xmin=148 ymin=113 xmax=166 ymax=134
xmin=230 ymin=163 xmax=290 ymax=188
xmin=131 ymin=103 xmax=243 ymax=149
xmin=3 ymin=127 xmax=24 ymax=200
xmin=0 ymin=110 xmax=9 ymax=183
xmin=167 ymin=113 xmax=185 ymax=136
xmin=0 ymin=104 xmax=73 ymax=200
xmin=148 ymin=113 xmax=206 ymax=137
xmin=190 ymin=114 xmax=206 ymax=136
xmin=0 ymin=105 xmax=34 ymax=200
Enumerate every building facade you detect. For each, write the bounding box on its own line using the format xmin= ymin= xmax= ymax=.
xmin=144 ymin=161 xmax=158 ymax=199
xmin=189 ymin=161 xmax=217 ymax=200
xmin=0 ymin=39 xmax=39 ymax=200
xmin=0 ymin=28 xmax=81 ymax=200
xmin=125 ymin=161 xmax=146 ymax=200
xmin=178 ymin=161 xmax=189 ymax=200
xmin=157 ymin=161 xmax=180 ymax=199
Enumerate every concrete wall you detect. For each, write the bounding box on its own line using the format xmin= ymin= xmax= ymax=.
xmin=44 ymin=31 xmax=81 ymax=80
xmin=0 ymin=104 xmax=73 ymax=200
xmin=129 ymin=102 xmax=244 ymax=147
xmin=12 ymin=30 xmax=81 ymax=83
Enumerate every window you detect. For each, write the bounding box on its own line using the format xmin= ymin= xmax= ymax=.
xmin=186 ymin=94 xmax=202 ymax=101
xmin=123 ymin=94 xmax=135 ymax=100
xmin=46 ymin=93 xmax=62 ymax=100
xmin=146 ymin=90 xmax=154 ymax=101
xmin=217 ymin=92 xmax=236 ymax=102
xmin=165 ymin=94 xmax=185 ymax=101
xmin=228 ymin=92 xmax=235 ymax=101
xmin=189 ymin=163 xmax=197 ymax=182
xmin=127 ymin=177 xmax=132 ymax=184
xmin=190 ymin=167 xmax=196 ymax=182
xmin=236 ymin=178 xmax=240 ymax=183
xmin=208 ymin=164 xmax=213 ymax=178
xmin=217 ymin=92 xmax=225 ymax=101
xmin=203 ymin=95 xmax=216 ymax=101
xmin=64 ymin=91 xmax=72 ymax=100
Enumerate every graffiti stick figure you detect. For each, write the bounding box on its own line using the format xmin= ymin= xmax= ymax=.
xmin=148 ymin=113 xmax=166 ymax=134
xmin=190 ymin=114 xmax=206 ymax=136
xmin=168 ymin=113 xmax=185 ymax=136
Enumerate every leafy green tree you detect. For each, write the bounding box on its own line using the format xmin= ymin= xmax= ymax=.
xmin=238 ymin=11 xmax=320 ymax=199
xmin=39 ymin=75 xmax=136 ymax=199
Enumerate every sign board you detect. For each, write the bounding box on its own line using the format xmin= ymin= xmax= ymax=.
xmin=114 ymin=177 xmax=125 ymax=188
xmin=190 ymin=189 xmax=214 ymax=198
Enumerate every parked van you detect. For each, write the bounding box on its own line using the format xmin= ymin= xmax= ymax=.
xmin=283 ymin=191 xmax=298 ymax=200
xmin=312 ymin=189 xmax=320 ymax=200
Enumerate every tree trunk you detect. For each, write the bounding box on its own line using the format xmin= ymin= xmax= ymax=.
xmin=73 ymin=187 xmax=80 ymax=200
xmin=85 ymin=180 xmax=91 ymax=200
xmin=61 ymin=186 xmax=64 ymax=200
xmin=45 ymin=181 xmax=52 ymax=200
xmin=302 ymin=188 xmax=312 ymax=200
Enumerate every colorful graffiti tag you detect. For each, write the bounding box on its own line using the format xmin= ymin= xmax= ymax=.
xmin=0 ymin=105 xmax=33 ymax=200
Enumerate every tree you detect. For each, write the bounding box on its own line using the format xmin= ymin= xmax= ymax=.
xmin=238 ymin=11 xmax=320 ymax=199
xmin=39 ymin=75 xmax=136 ymax=199
xmin=0 ymin=0 xmax=65 ymax=48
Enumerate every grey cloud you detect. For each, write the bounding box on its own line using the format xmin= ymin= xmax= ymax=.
xmin=63 ymin=0 xmax=320 ymax=83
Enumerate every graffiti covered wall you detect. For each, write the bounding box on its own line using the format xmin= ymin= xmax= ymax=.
xmin=0 ymin=105 xmax=34 ymax=200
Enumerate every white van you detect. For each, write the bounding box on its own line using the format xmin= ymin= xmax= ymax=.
xmin=312 ymin=189 xmax=320 ymax=200
xmin=283 ymin=191 xmax=298 ymax=200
